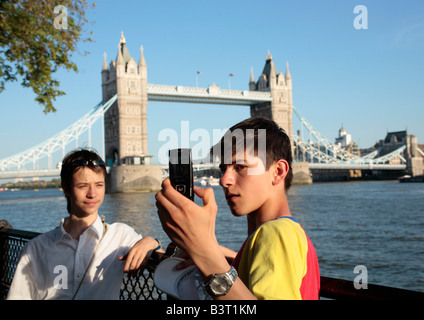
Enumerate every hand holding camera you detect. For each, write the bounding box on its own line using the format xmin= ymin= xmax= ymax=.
xmin=168 ymin=148 xmax=194 ymax=201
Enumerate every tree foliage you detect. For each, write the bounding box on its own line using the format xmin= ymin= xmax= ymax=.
xmin=0 ymin=0 xmax=95 ymax=113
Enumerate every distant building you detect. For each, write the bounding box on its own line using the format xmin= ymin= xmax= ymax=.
xmin=335 ymin=127 xmax=351 ymax=148
xmin=383 ymin=130 xmax=407 ymax=146
xmin=360 ymin=130 xmax=424 ymax=176
xmin=335 ymin=126 xmax=360 ymax=156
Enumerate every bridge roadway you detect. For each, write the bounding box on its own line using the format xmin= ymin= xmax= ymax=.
xmin=308 ymin=163 xmax=406 ymax=170
xmin=0 ymin=162 xmax=407 ymax=180
xmin=0 ymin=164 xmax=218 ymax=180
xmin=146 ymin=83 xmax=273 ymax=105
xmin=0 ymin=169 xmax=61 ymax=180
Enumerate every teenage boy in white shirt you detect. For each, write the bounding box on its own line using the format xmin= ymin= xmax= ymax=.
xmin=8 ymin=148 xmax=162 ymax=300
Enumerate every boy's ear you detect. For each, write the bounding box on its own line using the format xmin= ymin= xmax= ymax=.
xmin=272 ymin=159 xmax=289 ymax=186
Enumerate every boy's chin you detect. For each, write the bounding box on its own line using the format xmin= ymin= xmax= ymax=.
xmin=230 ymin=208 xmax=248 ymax=217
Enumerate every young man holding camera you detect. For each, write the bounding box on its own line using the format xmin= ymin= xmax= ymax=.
xmin=156 ymin=117 xmax=320 ymax=300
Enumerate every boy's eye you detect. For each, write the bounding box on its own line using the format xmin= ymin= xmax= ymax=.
xmin=234 ymin=164 xmax=247 ymax=172
xmin=219 ymin=163 xmax=248 ymax=173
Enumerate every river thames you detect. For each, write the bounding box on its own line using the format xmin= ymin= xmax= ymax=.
xmin=1 ymin=180 xmax=423 ymax=292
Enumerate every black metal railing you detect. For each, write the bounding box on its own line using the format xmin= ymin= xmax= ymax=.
xmin=1 ymin=228 xmax=424 ymax=300
xmin=0 ymin=228 xmax=167 ymax=300
xmin=0 ymin=228 xmax=40 ymax=299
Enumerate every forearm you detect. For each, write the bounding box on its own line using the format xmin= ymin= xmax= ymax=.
xmin=219 ymin=245 xmax=237 ymax=263
xmin=142 ymin=236 xmax=164 ymax=253
xmin=219 ymin=278 xmax=257 ymax=300
xmin=190 ymin=243 xmax=256 ymax=300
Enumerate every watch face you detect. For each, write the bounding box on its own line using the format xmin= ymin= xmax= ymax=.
xmin=210 ymin=276 xmax=231 ymax=295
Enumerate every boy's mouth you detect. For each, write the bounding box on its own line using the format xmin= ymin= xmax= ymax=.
xmin=225 ymin=192 xmax=240 ymax=202
xmin=84 ymin=201 xmax=99 ymax=207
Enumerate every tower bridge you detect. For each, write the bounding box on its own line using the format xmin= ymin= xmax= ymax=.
xmin=146 ymin=83 xmax=273 ymax=106
xmin=1 ymin=33 xmax=423 ymax=189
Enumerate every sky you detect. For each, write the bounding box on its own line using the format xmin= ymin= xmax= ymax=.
xmin=1 ymin=0 xmax=423 ymax=168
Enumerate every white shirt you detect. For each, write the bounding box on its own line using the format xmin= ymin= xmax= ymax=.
xmin=7 ymin=215 xmax=142 ymax=300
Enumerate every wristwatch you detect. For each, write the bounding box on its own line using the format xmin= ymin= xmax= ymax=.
xmin=204 ymin=266 xmax=238 ymax=297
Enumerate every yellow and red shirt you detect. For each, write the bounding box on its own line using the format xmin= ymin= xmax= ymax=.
xmin=232 ymin=217 xmax=320 ymax=300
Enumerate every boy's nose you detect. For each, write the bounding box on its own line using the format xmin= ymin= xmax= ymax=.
xmin=220 ymin=168 xmax=234 ymax=187
xmin=87 ymin=185 xmax=97 ymax=197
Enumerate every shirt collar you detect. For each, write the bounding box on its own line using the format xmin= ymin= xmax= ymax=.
xmin=88 ymin=215 xmax=105 ymax=239
xmin=55 ymin=215 xmax=105 ymax=244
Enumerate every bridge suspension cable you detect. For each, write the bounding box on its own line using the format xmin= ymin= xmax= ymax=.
xmin=292 ymin=106 xmax=363 ymax=161
xmin=292 ymin=105 xmax=407 ymax=168
xmin=0 ymin=95 xmax=117 ymax=172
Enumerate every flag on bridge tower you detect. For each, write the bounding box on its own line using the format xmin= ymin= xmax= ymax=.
xmin=228 ymin=73 xmax=235 ymax=89
xmin=196 ymin=71 xmax=201 ymax=87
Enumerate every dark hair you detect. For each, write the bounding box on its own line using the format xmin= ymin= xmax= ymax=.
xmin=60 ymin=148 xmax=107 ymax=213
xmin=212 ymin=117 xmax=293 ymax=190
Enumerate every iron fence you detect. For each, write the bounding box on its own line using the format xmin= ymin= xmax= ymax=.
xmin=0 ymin=228 xmax=166 ymax=300
xmin=1 ymin=228 xmax=424 ymax=300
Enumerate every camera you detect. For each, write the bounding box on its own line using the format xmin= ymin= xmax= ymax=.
xmin=169 ymin=148 xmax=194 ymax=200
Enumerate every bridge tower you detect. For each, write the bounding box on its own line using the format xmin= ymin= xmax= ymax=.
xmin=250 ymin=52 xmax=311 ymax=184
xmin=101 ymin=33 xmax=161 ymax=192
xmin=101 ymin=32 xmax=149 ymax=166
xmin=249 ymin=51 xmax=293 ymax=140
